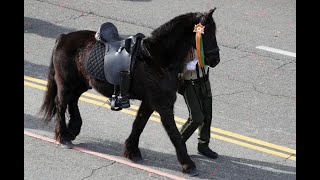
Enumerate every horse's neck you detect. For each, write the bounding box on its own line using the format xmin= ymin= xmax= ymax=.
xmin=145 ymin=15 xmax=199 ymax=67
xmin=144 ymin=32 xmax=193 ymax=68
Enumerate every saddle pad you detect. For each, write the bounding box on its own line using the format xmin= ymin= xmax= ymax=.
xmin=86 ymin=42 xmax=106 ymax=81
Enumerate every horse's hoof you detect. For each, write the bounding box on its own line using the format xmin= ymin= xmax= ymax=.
xmin=60 ymin=140 xmax=74 ymax=149
xmin=130 ymin=156 xmax=143 ymax=163
xmin=124 ymin=149 xmax=143 ymax=163
xmin=183 ymin=167 xmax=199 ymax=177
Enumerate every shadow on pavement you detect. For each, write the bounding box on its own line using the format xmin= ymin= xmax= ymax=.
xmin=24 ymin=113 xmax=296 ymax=180
xmin=77 ymin=141 xmax=296 ymax=180
xmin=24 ymin=114 xmax=55 ymax=134
xmin=24 ymin=16 xmax=77 ymax=39
xmin=122 ymin=0 xmax=152 ymax=2
xmin=24 ymin=60 xmax=49 ymax=80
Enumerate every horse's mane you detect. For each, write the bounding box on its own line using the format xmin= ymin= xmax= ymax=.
xmin=144 ymin=12 xmax=203 ymax=67
xmin=149 ymin=12 xmax=199 ymax=43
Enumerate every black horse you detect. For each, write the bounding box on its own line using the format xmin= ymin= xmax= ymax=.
xmin=40 ymin=8 xmax=220 ymax=175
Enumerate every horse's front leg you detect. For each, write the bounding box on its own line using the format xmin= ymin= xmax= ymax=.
xmin=124 ymin=100 xmax=154 ymax=162
xmin=157 ymin=107 xmax=199 ymax=176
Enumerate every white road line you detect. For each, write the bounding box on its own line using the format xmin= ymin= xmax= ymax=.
xmin=256 ymin=46 xmax=296 ymax=57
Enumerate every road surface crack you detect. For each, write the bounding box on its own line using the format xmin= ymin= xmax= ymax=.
xmin=212 ymin=90 xmax=250 ymax=98
xmin=252 ymin=84 xmax=295 ymax=98
xmin=273 ymin=61 xmax=295 ymax=71
xmin=284 ymin=154 xmax=295 ymax=161
xmin=32 ymin=0 xmax=294 ymax=63
xmin=34 ymin=0 xmax=155 ymax=30
xmin=81 ymin=161 xmax=116 ymax=180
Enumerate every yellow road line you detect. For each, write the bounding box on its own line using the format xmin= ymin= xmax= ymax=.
xmin=24 ymin=76 xmax=296 ymax=158
xmin=24 ymin=81 xmax=46 ymax=90
xmin=211 ymin=127 xmax=295 ymax=154
xmin=172 ymin=116 xmax=294 ymax=153
xmin=24 ymin=76 xmax=47 ymax=84
xmin=211 ymin=133 xmax=296 ymax=161
xmin=80 ymin=97 xmax=294 ymax=161
xmin=25 ymin=76 xmax=296 ymax=155
xmin=80 ymin=94 xmax=294 ymax=161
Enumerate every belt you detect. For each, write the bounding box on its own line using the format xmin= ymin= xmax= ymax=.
xmin=184 ymin=74 xmax=209 ymax=85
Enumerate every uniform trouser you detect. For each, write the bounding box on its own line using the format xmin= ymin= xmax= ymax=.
xmin=180 ymin=78 xmax=212 ymax=144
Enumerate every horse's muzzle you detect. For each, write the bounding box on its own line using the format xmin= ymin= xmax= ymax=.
xmin=205 ymin=48 xmax=220 ymax=68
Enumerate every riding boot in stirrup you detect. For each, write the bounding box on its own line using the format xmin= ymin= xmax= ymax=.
xmin=116 ymin=71 xmax=131 ymax=108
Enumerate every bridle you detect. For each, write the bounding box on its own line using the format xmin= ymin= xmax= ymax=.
xmin=202 ymin=20 xmax=220 ymax=54
xmin=193 ymin=21 xmax=220 ymax=68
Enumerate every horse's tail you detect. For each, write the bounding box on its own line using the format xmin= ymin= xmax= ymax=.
xmin=40 ymin=34 xmax=65 ymax=123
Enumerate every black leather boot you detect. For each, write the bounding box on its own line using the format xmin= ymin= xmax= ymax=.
xmin=116 ymin=71 xmax=131 ymax=108
xmin=198 ymin=142 xmax=219 ymax=159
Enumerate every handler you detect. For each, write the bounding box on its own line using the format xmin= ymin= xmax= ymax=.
xmin=178 ymin=49 xmax=218 ymax=159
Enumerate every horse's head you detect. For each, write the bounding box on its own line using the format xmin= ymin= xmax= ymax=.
xmin=144 ymin=9 xmax=220 ymax=69
xmin=195 ymin=8 xmax=220 ymax=68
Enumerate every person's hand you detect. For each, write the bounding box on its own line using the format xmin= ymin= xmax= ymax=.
xmin=186 ymin=58 xmax=198 ymax=70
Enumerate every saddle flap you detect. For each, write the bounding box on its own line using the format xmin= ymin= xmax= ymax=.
xmin=104 ymin=42 xmax=131 ymax=85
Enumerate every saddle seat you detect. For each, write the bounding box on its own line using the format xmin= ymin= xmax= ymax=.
xmin=95 ymin=22 xmax=145 ymax=85
xmin=95 ymin=22 xmax=122 ymax=42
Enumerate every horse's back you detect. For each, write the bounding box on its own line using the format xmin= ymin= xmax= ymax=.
xmin=55 ymin=30 xmax=96 ymax=52
xmin=51 ymin=30 xmax=97 ymax=88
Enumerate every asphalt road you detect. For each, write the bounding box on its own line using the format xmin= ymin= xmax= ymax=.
xmin=24 ymin=0 xmax=296 ymax=179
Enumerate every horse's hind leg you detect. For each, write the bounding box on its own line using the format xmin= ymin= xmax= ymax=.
xmin=124 ymin=100 xmax=153 ymax=162
xmin=67 ymin=85 xmax=88 ymax=140
xmin=67 ymin=95 xmax=82 ymax=140
xmin=54 ymin=87 xmax=74 ymax=148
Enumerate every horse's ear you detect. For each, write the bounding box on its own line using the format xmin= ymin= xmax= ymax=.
xmin=207 ymin=7 xmax=216 ymax=17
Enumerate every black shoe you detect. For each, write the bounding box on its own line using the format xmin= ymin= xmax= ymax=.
xmin=198 ymin=143 xmax=219 ymax=159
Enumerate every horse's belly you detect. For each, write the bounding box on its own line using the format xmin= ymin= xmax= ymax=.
xmin=89 ymin=78 xmax=115 ymax=98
